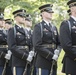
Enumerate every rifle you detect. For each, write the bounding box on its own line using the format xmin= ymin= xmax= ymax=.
xmin=30 ymin=53 xmax=37 ymax=75
xmin=2 ymin=50 xmax=12 ymax=75
xmin=49 ymin=48 xmax=61 ymax=75
xmin=23 ymin=62 xmax=29 ymax=75
xmin=2 ymin=60 xmax=8 ymax=75
xmin=49 ymin=60 xmax=56 ymax=75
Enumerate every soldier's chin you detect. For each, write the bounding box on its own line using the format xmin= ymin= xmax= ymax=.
xmin=20 ymin=22 xmax=24 ymax=25
xmin=47 ymin=17 xmax=52 ymax=20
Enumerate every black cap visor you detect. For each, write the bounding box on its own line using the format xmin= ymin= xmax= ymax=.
xmin=14 ymin=13 xmax=25 ymax=18
xmin=41 ymin=7 xmax=54 ymax=13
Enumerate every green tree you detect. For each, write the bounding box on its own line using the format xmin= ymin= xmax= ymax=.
xmin=0 ymin=0 xmax=69 ymax=27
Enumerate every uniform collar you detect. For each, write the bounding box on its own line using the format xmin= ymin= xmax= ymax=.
xmin=25 ymin=27 xmax=31 ymax=31
xmin=43 ymin=19 xmax=51 ymax=26
xmin=0 ymin=28 xmax=3 ymax=30
xmin=71 ymin=16 xmax=76 ymax=21
xmin=16 ymin=24 xmax=22 ymax=29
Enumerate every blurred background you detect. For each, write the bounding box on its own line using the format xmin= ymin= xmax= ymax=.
xmin=0 ymin=0 xmax=69 ymax=28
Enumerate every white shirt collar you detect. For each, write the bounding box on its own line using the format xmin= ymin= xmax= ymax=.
xmin=43 ymin=19 xmax=51 ymax=26
xmin=25 ymin=27 xmax=31 ymax=31
xmin=71 ymin=16 xmax=76 ymax=21
xmin=17 ymin=24 xmax=22 ymax=28
xmin=0 ymin=27 xmax=4 ymax=30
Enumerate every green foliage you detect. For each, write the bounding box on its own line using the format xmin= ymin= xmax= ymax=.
xmin=0 ymin=0 xmax=69 ymax=28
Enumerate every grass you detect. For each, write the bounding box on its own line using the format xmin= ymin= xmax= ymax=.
xmin=57 ymin=50 xmax=65 ymax=75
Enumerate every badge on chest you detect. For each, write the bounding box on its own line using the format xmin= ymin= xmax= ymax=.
xmin=16 ymin=32 xmax=22 ymax=35
xmin=72 ymin=26 xmax=76 ymax=29
xmin=54 ymin=30 xmax=57 ymax=35
xmin=71 ymin=26 xmax=76 ymax=33
xmin=43 ymin=28 xmax=48 ymax=31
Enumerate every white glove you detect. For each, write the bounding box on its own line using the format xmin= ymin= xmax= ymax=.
xmin=26 ymin=51 xmax=34 ymax=62
xmin=52 ymin=49 xmax=59 ymax=61
xmin=54 ymin=49 xmax=59 ymax=55
xmin=26 ymin=55 xmax=33 ymax=62
xmin=29 ymin=51 xmax=35 ymax=57
xmin=5 ymin=50 xmax=12 ymax=60
xmin=52 ymin=54 xmax=58 ymax=61
xmin=7 ymin=50 xmax=12 ymax=55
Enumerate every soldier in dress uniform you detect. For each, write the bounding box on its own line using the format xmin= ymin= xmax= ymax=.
xmin=4 ymin=19 xmax=13 ymax=75
xmin=0 ymin=13 xmax=12 ymax=75
xmin=7 ymin=9 xmax=34 ymax=75
xmin=33 ymin=4 xmax=61 ymax=75
xmin=0 ymin=13 xmax=9 ymax=75
xmin=62 ymin=9 xmax=71 ymax=75
xmin=60 ymin=0 xmax=76 ymax=75
xmin=24 ymin=14 xmax=32 ymax=75
xmin=24 ymin=14 xmax=36 ymax=75
xmin=24 ymin=14 xmax=33 ymax=50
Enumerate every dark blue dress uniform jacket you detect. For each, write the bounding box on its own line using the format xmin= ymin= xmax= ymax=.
xmin=33 ymin=20 xmax=60 ymax=70
xmin=60 ymin=17 xmax=76 ymax=74
xmin=0 ymin=29 xmax=7 ymax=66
xmin=7 ymin=25 xmax=31 ymax=67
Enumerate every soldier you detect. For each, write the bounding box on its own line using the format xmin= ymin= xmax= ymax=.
xmin=7 ymin=9 xmax=34 ymax=75
xmin=33 ymin=4 xmax=61 ymax=75
xmin=4 ymin=19 xmax=13 ymax=75
xmin=24 ymin=14 xmax=36 ymax=75
xmin=24 ymin=14 xmax=32 ymax=75
xmin=0 ymin=13 xmax=12 ymax=75
xmin=60 ymin=0 xmax=76 ymax=75
xmin=0 ymin=13 xmax=9 ymax=75
xmin=24 ymin=14 xmax=33 ymax=51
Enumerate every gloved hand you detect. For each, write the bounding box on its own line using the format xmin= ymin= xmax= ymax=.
xmin=54 ymin=49 xmax=59 ymax=55
xmin=26 ymin=51 xmax=35 ymax=62
xmin=52 ymin=54 xmax=58 ymax=61
xmin=52 ymin=49 xmax=59 ymax=61
xmin=26 ymin=55 xmax=33 ymax=62
xmin=29 ymin=51 xmax=35 ymax=57
xmin=5 ymin=50 xmax=12 ymax=60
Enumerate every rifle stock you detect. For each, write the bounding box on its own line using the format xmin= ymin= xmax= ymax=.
xmin=23 ymin=62 xmax=29 ymax=75
xmin=2 ymin=60 xmax=8 ymax=75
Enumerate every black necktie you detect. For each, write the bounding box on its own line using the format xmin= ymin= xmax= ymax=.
xmin=49 ymin=23 xmax=52 ymax=29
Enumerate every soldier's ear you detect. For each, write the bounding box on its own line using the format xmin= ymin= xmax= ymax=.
xmin=41 ymin=12 xmax=44 ymax=17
